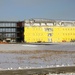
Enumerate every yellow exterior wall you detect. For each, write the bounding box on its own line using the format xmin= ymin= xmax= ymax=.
xmin=24 ymin=26 xmax=75 ymax=43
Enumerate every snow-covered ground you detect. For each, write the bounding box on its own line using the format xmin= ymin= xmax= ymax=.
xmin=0 ymin=43 xmax=75 ymax=51
xmin=0 ymin=43 xmax=75 ymax=72
xmin=46 ymin=73 xmax=75 ymax=75
xmin=0 ymin=50 xmax=75 ymax=69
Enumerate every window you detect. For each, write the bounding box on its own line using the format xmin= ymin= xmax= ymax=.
xmin=47 ymin=23 xmax=53 ymax=26
xmin=11 ymin=23 xmax=16 ymax=27
xmin=12 ymin=28 xmax=16 ymax=32
xmin=6 ymin=28 xmax=8 ymax=32
xmin=2 ymin=28 xmax=5 ymax=32
xmin=48 ymin=33 xmax=52 ymax=36
xmin=0 ymin=23 xmax=3 ymax=27
xmin=6 ymin=33 xmax=15 ymax=37
xmin=45 ymin=28 xmax=53 ymax=31
xmin=33 ymin=23 xmax=40 ymax=26
xmin=41 ymin=23 xmax=45 ymax=26
xmin=0 ymin=29 xmax=2 ymax=32
xmin=11 ymin=33 xmax=16 ymax=38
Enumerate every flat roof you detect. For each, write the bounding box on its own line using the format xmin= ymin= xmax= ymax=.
xmin=0 ymin=21 xmax=23 ymax=23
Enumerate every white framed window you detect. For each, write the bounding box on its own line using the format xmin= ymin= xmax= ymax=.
xmin=41 ymin=23 xmax=45 ymax=26
xmin=47 ymin=23 xmax=53 ymax=26
xmin=33 ymin=23 xmax=40 ymax=26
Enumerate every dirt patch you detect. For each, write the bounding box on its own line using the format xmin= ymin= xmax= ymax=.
xmin=0 ymin=50 xmax=75 ymax=54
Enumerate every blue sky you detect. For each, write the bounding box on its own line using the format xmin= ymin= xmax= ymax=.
xmin=0 ymin=0 xmax=75 ymax=21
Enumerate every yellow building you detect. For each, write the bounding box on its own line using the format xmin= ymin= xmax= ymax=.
xmin=24 ymin=19 xmax=75 ymax=43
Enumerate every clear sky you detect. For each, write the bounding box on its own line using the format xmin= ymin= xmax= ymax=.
xmin=0 ymin=0 xmax=75 ymax=21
